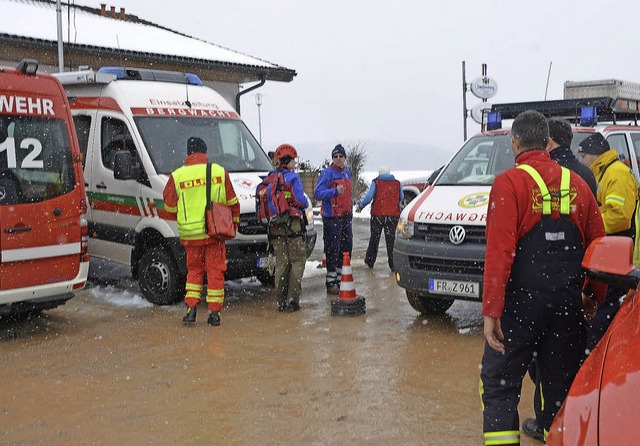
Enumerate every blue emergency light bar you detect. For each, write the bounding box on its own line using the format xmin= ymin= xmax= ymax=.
xmin=98 ymin=67 xmax=203 ymax=85
xmin=486 ymin=112 xmax=502 ymax=130
xmin=580 ymin=106 xmax=598 ymax=126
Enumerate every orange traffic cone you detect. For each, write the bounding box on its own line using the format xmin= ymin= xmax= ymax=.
xmin=317 ymin=252 xmax=326 ymax=269
xmin=331 ymin=252 xmax=366 ymax=316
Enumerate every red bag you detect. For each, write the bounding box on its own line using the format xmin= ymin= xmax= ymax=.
xmin=205 ymin=163 xmax=236 ymax=239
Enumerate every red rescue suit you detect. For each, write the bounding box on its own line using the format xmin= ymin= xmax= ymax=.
xmin=163 ymin=152 xmax=240 ymax=312
xmin=480 ymin=150 xmax=606 ymax=445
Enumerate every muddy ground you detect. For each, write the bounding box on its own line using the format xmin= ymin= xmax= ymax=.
xmin=0 ymin=219 xmax=540 ymax=445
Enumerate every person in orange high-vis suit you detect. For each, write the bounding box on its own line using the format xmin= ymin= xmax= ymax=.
xmin=163 ymin=137 xmax=240 ymax=326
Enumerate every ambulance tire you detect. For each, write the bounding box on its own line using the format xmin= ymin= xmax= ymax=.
xmin=406 ymin=290 xmax=454 ymax=315
xmin=256 ymin=270 xmax=275 ymax=287
xmin=138 ymin=246 xmax=185 ymax=305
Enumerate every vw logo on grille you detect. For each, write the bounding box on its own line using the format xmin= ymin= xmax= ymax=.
xmin=449 ymin=225 xmax=466 ymax=245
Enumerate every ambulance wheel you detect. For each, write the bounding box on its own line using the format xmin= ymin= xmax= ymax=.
xmin=406 ymin=290 xmax=453 ymax=315
xmin=138 ymin=246 xmax=185 ymax=305
xmin=256 ymin=270 xmax=275 ymax=287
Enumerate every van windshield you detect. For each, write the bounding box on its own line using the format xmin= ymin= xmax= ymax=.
xmin=0 ymin=116 xmax=75 ymax=205
xmin=436 ymin=133 xmax=514 ymax=186
xmin=134 ymin=116 xmax=273 ymax=174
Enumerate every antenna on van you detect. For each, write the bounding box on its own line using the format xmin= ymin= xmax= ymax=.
xmin=184 ymin=76 xmax=192 ymax=109
xmin=544 ymin=61 xmax=553 ymax=101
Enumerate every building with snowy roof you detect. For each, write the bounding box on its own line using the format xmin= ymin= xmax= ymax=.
xmin=0 ymin=0 xmax=295 ymax=110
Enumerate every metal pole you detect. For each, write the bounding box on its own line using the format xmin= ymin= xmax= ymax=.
xmin=255 ymin=93 xmax=263 ymax=146
xmin=56 ymin=0 xmax=64 ymax=72
xmin=462 ymin=60 xmax=467 ymax=141
xmin=258 ymin=105 xmax=262 ymax=145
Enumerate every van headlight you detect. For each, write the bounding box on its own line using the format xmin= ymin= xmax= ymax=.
xmin=396 ymin=216 xmax=414 ymax=239
xmin=305 ymin=207 xmax=314 ymax=228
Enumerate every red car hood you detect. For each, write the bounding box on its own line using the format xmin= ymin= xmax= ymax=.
xmin=548 ymin=292 xmax=640 ymax=446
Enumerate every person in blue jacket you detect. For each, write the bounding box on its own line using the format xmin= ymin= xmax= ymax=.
xmin=314 ymin=144 xmax=353 ymax=294
xmin=356 ymin=167 xmax=403 ymax=271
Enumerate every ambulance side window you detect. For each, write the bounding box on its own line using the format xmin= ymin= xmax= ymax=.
xmin=73 ymin=115 xmax=91 ymax=169
xmin=606 ymin=134 xmax=630 ymax=166
xmin=630 ymin=133 xmax=640 ymax=169
xmin=100 ymin=117 xmax=137 ymax=171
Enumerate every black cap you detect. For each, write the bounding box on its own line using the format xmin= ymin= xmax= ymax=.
xmin=187 ymin=137 xmax=207 ymax=154
xmin=579 ymin=133 xmax=610 ymax=155
xmin=547 ymin=118 xmax=573 ymax=147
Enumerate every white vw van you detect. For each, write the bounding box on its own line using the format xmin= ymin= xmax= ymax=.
xmin=54 ymin=67 xmax=316 ymax=305
xmin=394 ymin=93 xmax=640 ymax=314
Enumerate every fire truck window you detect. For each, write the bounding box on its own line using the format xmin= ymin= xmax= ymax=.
xmin=101 ymin=117 xmax=137 ymax=171
xmin=606 ymin=134 xmax=630 ymax=166
xmin=0 ymin=117 xmax=75 ymax=204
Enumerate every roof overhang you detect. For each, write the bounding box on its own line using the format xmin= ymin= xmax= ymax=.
xmin=0 ymin=33 xmax=296 ymax=84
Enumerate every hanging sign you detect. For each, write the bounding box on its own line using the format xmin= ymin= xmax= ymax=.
xmin=469 ymin=77 xmax=498 ymax=99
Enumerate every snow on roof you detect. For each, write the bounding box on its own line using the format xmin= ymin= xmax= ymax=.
xmin=0 ymin=0 xmax=284 ymax=70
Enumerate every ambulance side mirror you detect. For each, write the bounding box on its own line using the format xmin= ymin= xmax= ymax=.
xmin=113 ymin=150 xmax=141 ymax=180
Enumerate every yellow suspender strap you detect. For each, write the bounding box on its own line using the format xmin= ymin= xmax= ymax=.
xmin=516 ymin=164 xmax=570 ymax=216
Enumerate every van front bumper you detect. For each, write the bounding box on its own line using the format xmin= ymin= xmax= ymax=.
xmin=393 ymin=235 xmax=485 ymax=302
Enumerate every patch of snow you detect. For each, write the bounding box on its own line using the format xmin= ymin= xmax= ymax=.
xmin=89 ymin=286 xmax=152 ymax=308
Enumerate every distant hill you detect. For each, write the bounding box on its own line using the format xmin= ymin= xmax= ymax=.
xmin=280 ymin=140 xmax=455 ymax=172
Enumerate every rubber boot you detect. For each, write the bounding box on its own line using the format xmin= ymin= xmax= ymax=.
xmin=182 ymin=306 xmax=197 ymax=325
xmin=207 ymin=311 xmax=221 ymax=326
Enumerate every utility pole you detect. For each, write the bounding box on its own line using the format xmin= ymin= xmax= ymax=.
xmin=462 ymin=61 xmax=467 ymax=141
xmin=56 ymin=0 xmax=64 ymax=71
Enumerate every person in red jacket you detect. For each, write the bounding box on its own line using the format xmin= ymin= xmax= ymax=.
xmin=355 ymin=167 xmax=403 ymax=271
xmin=163 ymin=137 xmax=240 ymax=327
xmin=479 ymin=111 xmax=606 ymax=445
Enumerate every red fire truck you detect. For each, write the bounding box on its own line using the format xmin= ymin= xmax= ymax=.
xmin=0 ymin=59 xmax=89 ymax=318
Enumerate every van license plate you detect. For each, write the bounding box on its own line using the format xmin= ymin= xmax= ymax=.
xmin=428 ymin=279 xmax=479 ymax=298
xmin=257 ymin=257 xmax=269 ymax=268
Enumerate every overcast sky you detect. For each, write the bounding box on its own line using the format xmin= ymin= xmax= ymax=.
xmin=71 ymin=0 xmax=640 ymax=165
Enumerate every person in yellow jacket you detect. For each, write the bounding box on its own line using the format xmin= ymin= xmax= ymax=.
xmin=579 ymin=132 xmax=638 ymax=350
xmin=163 ymin=137 xmax=240 ymax=327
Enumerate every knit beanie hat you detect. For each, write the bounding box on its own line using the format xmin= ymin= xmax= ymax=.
xmin=579 ymin=133 xmax=610 ymax=155
xmin=332 ymin=144 xmax=346 ymax=158
xmin=187 ymin=137 xmax=207 ymax=154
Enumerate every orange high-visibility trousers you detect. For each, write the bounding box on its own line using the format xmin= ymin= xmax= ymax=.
xmin=184 ymin=240 xmax=226 ymax=312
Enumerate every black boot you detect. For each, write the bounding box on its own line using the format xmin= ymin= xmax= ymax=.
xmin=286 ymin=302 xmax=301 ymax=312
xmin=182 ymin=306 xmax=197 ymax=325
xmin=207 ymin=311 xmax=221 ymax=326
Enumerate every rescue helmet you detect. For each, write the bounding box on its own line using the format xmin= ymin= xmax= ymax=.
xmin=275 ymin=143 xmax=298 ymax=161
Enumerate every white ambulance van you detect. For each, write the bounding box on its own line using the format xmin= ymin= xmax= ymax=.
xmin=394 ymin=87 xmax=640 ymax=314
xmin=53 ymin=66 xmax=316 ymax=305
xmin=0 ymin=59 xmax=89 ymax=318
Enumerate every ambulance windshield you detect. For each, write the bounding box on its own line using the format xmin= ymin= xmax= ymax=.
xmin=134 ymin=116 xmax=273 ymax=174
xmin=435 ymin=133 xmax=514 ymax=186
xmin=0 ymin=116 xmax=75 ymax=205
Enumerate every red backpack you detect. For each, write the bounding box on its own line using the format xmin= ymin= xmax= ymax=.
xmin=255 ymin=171 xmax=299 ymax=225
